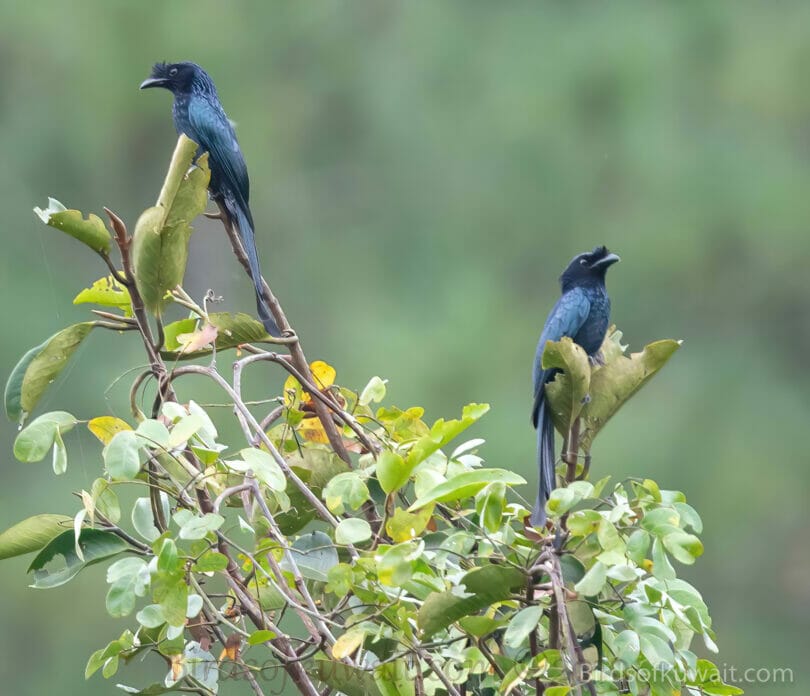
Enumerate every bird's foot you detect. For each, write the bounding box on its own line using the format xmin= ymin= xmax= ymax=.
xmin=589 ymin=351 xmax=606 ymax=367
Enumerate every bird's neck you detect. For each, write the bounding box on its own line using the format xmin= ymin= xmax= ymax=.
xmin=562 ymin=279 xmax=606 ymax=294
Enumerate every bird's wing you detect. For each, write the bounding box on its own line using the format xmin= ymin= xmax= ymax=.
xmin=531 ymin=287 xmax=591 ymax=426
xmin=187 ymin=97 xmax=250 ymax=209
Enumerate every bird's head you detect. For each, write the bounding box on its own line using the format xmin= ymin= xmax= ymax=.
xmin=560 ymin=245 xmax=620 ymax=290
xmin=140 ymin=62 xmax=201 ymax=94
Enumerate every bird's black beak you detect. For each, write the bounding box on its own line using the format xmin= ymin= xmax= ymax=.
xmin=139 ymin=77 xmax=168 ymax=90
xmin=594 ymin=253 xmax=621 ymax=268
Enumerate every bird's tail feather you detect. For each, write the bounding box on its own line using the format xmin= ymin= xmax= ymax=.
xmin=228 ymin=199 xmax=281 ymax=337
xmin=530 ymin=393 xmax=556 ymax=526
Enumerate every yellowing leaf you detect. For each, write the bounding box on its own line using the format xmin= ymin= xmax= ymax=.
xmin=283 ymin=374 xmax=303 ymax=408
xmin=73 ymin=276 xmax=132 ymax=316
xmin=386 ymin=506 xmax=434 ymax=542
xmin=88 ymin=417 xmax=132 ymax=445
xmin=298 ymin=417 xmax=330 ymax=444
xmin=331 ymin=627 xmax=366 ymax=659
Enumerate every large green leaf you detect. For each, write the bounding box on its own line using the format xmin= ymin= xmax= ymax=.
xmin=579 ymin=331 xmax=681 ymax=451
xmin=159 ymin=312 xmax=273 ymax=359
xmin=417 ymin=565 xmax=525 ymax=638
xmin=0 ymin=514 xmax=72 ymax=560
xmin=543 ymin=337 xmax=591 ymax=435
xmin=543 ymin=329 xmax=681 ymax=451
xmin=34 ymin=197 xmax=112 ymax=254
xmin=408 ymin=468 xmax=526 ymax=511
xmin=281 ymin=530 xmax=339 ymax=582
xmin=28 ymin=528 xmax=129 ymax=589
xmin=131 ymin=135 xmax=210 ymax=314
xmin=13 ymin=411 xmax=77 ymax=463
xmin=5 ymin=323 xmax=95 ymax=424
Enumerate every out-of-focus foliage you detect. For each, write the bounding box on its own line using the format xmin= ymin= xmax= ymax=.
xmin=0 ymin=2 xmax=808 ymax=695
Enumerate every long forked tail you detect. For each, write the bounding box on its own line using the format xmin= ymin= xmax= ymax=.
xmin=227 ymin=198 xmax=281 ymax=337
xmin=531 ymin=392 xmax=556 ymax=526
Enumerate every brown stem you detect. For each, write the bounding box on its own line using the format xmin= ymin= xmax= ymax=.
xmin=215 ymin=202 xmax=351 ymax=463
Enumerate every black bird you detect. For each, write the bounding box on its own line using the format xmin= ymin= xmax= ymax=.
xmin=531 ymin=246 xmax=620 ymax=526
xmin=140 ymin=61 xmax=280 ymax=337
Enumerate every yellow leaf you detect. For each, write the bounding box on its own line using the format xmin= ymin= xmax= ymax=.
xmin=283 ymin=374 xmax=303 ymax=408
xmin=87 ymin=416 xmax=132 ymax=445
xmin=331 ymin=627 xmax=366 ymax=659
xmin=297 ymin=417 xmax=330 ymax=444
xmin=310 ymin=360 xmax=336 ymax=390
xmin=386 ymin=506 xmax=434 ymax=542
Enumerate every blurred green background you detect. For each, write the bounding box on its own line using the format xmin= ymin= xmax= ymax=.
xmin=1 ymin=1 xmax=808 ymax=694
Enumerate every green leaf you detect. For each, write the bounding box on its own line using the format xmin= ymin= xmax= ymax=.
xmin=52 ymin=429 xmax=67 ymax=475
xmin=167 ymin=414 xmax=203 ymax=448
xmin=579 ymin=332 xmax=682 ymax=451
xmin=91 ymin=479 xmax=121 ymax=524
xmin=131 ymin=498 xmax=161 ymax=542
xmin=316 ymin=658 xmax=384 ymax=696
xmin=136 ymin=604 xmax=165 ymax=629
xmin=131 ymin=136 xmax=210 ymax=314
xmin=626 ymin=529 xmax=651 ymax=564
xmin=405 ymin=402 xmax=490 ymax=469
xmin=376 ymin=450 xmax=409 ymax=495
xmin=247 ymin=629 xmax=277 ymax=645
xmin=0 ymin=514 xmax=72 ymax=560
xmin=116 ymin=682 xmax=184 ymax=694
xmin=160 ymin=312 xmax=273 ymax=359
xmin=28 ymin=528 xmax=128 ymax=589
xmin=543 ymin=337 xmax=591 ymax=435
xmin=73 ymin=275 xmax=132 ymax=316
xmin=323 ymin=471 xmax=370 ymax=514
xmin=662 ymin=531 xmax=704 ymax=564
xmin=458 ymin=615 xmax=504 ymax=638
xmin=475 ymin=482 xmax=505 ymax=533
xmin=359 ymin=376 xmax=387 ymax=406
xmin=335 ymin=518 xmax=372 ymax=545
xmin=377 ymin=541 xmax=421 ymax=586
xmin=13 ymin=411 xmax=76 ymax=462
xmin=193 ymin=551 xmax=229 ymax=573
xmin=614 ymin=629 xmax=640 ymax=666
xmin=178 ymin=513 xmax=224 ymax=540
xmin=134 ymin=419 xmax=171 ymax=449
xmin=34 ymin=198 xmax=112 ymax=253
xmin=574 ymin=560 xmax=607 ymax=596
xmin=408 ymin=468 xmax=526 ymax=511
xmin=157 ymin=576 xmax=188 ymax=626
xmin=651 ymin=538 xmax=676 ymax=580
xmin=282 ymin=531 xmax=338 ymax=582
xmin=227 ymin=447 xmax=286 ymax=491
xmin=417 ymin=565 xmax=525 ymax=638
xmin=639 ymin=632 xmax=674 ymax=668
xmin=503 ymin=605 xmax=543 ymax=649
xmin=5 ymin=323 xmax=95 ymax=425
xmin=104 ymin=430 xmax=142 ymax=480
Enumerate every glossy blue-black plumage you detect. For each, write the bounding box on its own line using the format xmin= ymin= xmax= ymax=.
xmin=531 ymin=246 xmax=619 ymax=526
xmin=141 ymin=62 xmax=279 ymax=336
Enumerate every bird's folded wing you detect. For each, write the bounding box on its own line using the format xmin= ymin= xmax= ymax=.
xmin=188 ymin=98 xmax=251 ymax=212
xmin=531 ymin=287 xmax=591 ymax=427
